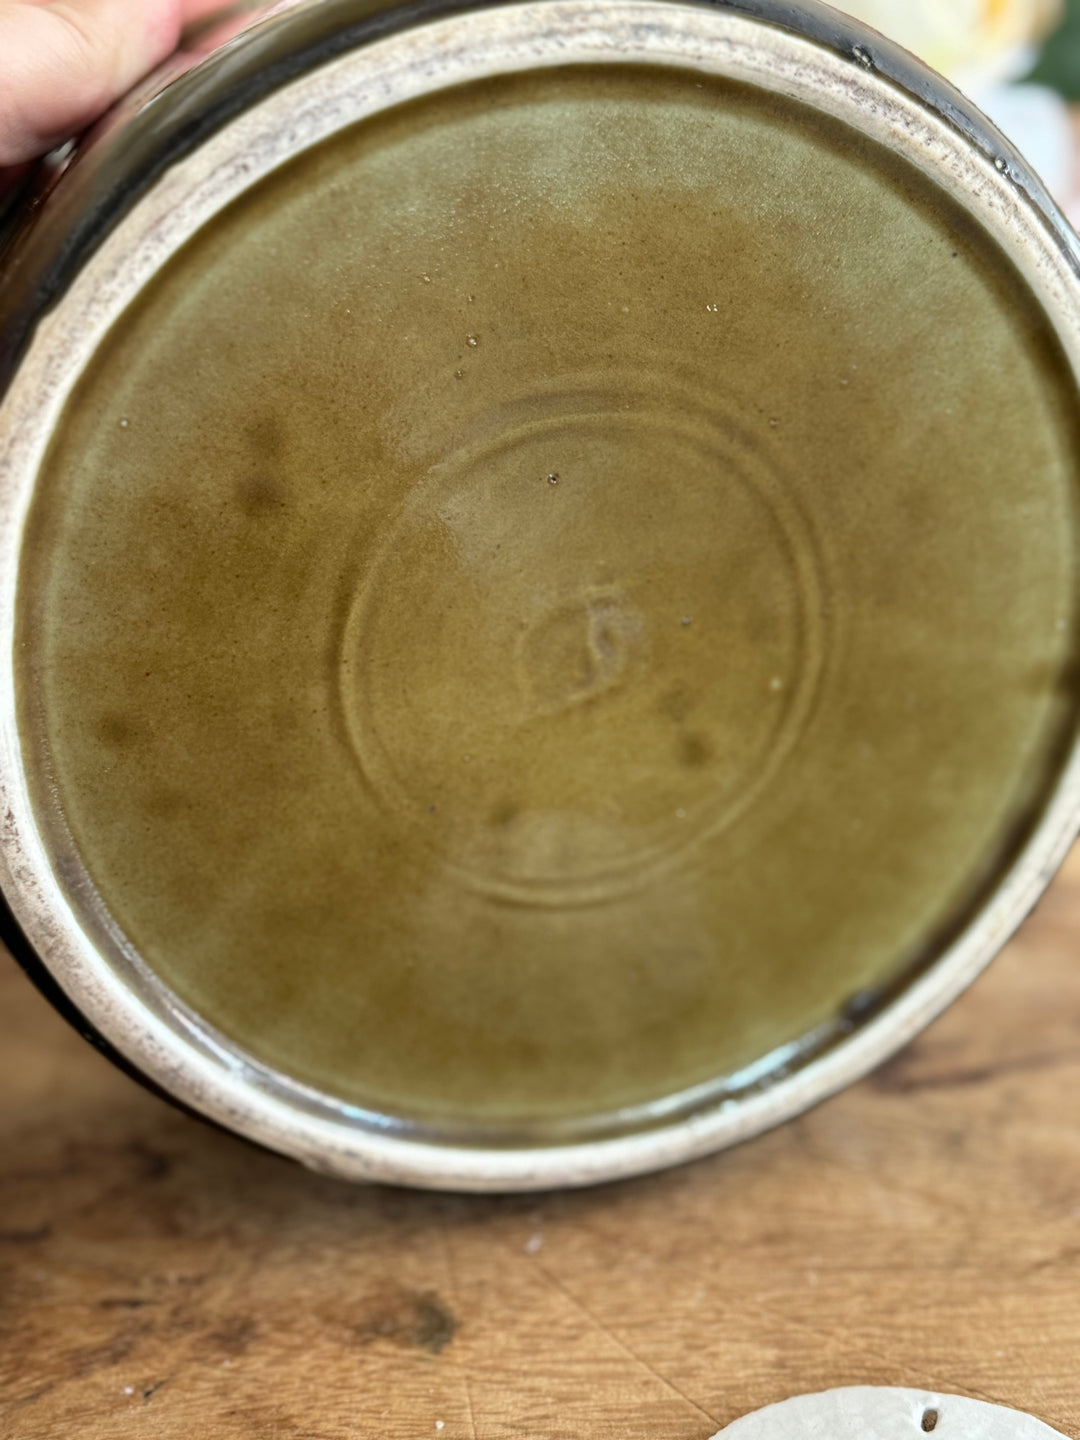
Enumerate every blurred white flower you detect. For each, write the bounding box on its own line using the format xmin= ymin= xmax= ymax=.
xmin=837 ymin=0 xmax=1062 ymax=85
xmin=836 ymin=0 xmax=1074 ymax=212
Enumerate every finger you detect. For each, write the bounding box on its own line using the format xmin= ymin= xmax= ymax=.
xmin=181 ymin=0 xmax=241 ymax=18
xmin=0 ymin=0 xmax=186 ymax=165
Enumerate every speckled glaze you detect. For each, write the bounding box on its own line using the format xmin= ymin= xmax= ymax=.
xmin=2 ymin=0 xmax=1080 ymax=1190
xmin=712 ymin=1389 xmax=1071 ymax=1440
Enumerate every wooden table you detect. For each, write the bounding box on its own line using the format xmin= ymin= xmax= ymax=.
xmin=2 ymin=848 xmax=1079 ymax=1440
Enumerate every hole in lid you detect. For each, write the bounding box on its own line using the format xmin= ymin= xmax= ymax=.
xmin=922 ymin=1410 xmax=939 ymax=1432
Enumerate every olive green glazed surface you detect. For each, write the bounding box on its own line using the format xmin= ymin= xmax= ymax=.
xmin=17 ymin=66 xmax=1080 ymax=1132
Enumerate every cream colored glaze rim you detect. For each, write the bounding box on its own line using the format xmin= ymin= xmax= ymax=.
xmin=710 ymin=1388 xmax=1072 ymax=1440
xmin=2 ymin=0 xmax=1080 ymax=1191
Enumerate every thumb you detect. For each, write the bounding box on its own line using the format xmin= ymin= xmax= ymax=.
xmin=0 ymin=0 xmax=186 ymax=166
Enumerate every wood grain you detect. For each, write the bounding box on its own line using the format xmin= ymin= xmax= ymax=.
xmin=2 ymin=847 xmax=1080 ymax=1440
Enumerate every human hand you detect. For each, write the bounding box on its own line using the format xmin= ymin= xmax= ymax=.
xmin=0 ymin=0 xmax=228 ymax=168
